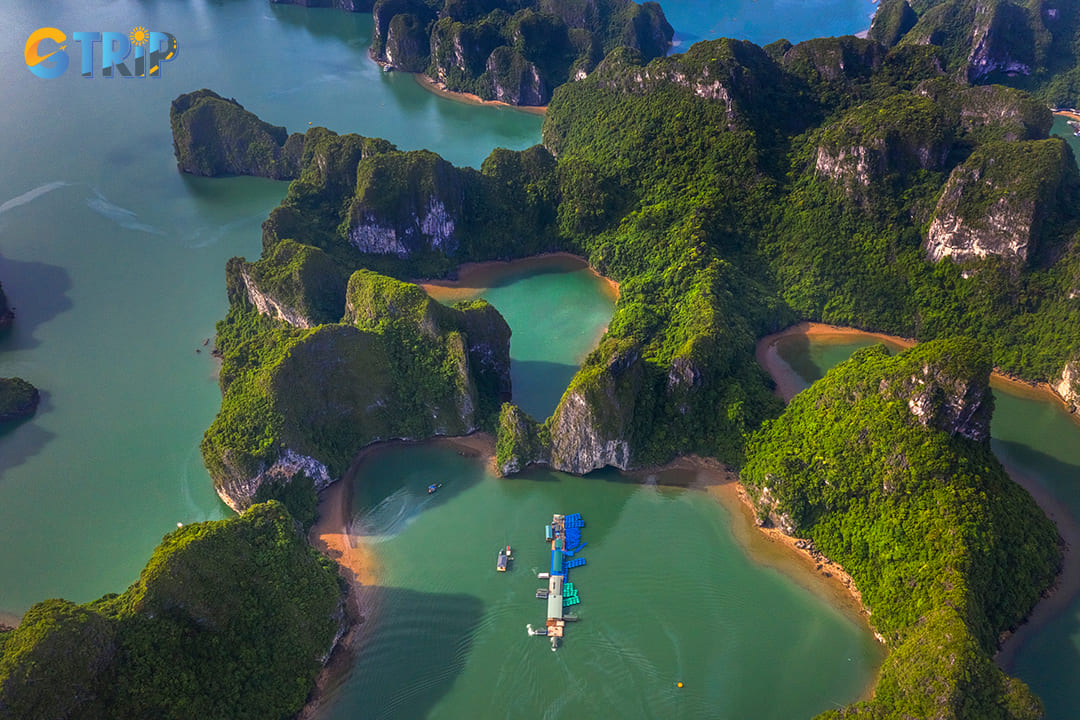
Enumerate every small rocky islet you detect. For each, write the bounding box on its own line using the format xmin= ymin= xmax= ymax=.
xmin=6 ymin=0 xmax=1080 ymax=717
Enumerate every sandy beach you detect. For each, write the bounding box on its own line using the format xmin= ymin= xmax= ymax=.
xmin=412 ymin=73 xmax=547 ymax=116
xmin=1054 ymin=109 xmax=1080 ymax=123
xmin=418 ymin=252 xmax=620 ymax=304
xmin=755 ymin=321 xmax=1080 ymax=667
xmin=631 ymin=455 xmax=876 ymax=635
xmin=755 ymin=321 xmax=913 ymax=400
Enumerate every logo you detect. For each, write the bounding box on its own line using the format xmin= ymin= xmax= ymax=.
xmin=26 ymin=27 xmax=178 ymax=79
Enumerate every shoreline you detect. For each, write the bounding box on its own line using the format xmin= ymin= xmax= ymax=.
xmin=1054 ymin=109 xmax=1080 ymax=123
xmin=755 ymin=321 xmax=1080 ymax=669
xmin=628 ymin=455 xmax=876 ymax=637
xmin=417 ymin=251 xmax=621 ymax=304
xmin=300 ymin=432 xmax=497 ymax=716
xmin=411 ymin=72 xmax=547 ymax=116
xmin=756 ymin=321 xmax=1079 ymax=422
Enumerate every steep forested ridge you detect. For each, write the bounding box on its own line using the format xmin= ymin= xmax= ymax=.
xmin=743 ymin=340 xmax=1060 ymax=719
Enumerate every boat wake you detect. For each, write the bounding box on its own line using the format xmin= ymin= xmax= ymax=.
xmin=86 ymin=190 xmax=166 ymax=236
xmin=349 ymin=487 xmax=436 ymax=539
xmin=0 ymin=181 xmax=71 ymax=217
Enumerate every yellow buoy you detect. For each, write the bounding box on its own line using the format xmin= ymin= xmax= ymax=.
xmin=677 ymin=682 xmax=683 ymax=688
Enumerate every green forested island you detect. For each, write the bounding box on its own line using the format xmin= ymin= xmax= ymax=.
xmin=743 ymin=339 xmax=1060 ymax=718
xmin=5 ymin=0 xmax=1080 ymax=717
xmin=0 ymin=502 xmax=344 ymax=720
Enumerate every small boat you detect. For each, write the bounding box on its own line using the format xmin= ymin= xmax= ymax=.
xmin=382 ymin=64 xmax=395 ymax=73
xmin=497 ymin=545 xmax=512 ymax=572
xmin=427 ymin=483 xmax=442 ymax=494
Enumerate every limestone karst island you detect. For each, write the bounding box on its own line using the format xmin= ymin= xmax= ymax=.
xmin=4 ymin=0 xmax=1080 ymax=718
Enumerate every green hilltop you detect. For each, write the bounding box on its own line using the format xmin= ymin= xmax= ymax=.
xmin=742 ymin=340 xmax=1060 ymax=718
xmin=0 ymin=502 xmax=344 ymax=720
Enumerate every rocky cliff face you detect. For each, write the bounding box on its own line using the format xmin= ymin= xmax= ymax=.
xmin=900 ymin=0 xmax=1047 ymax=83
xmin=0 ymin=377 xmax=40 ymax=423
xmin=239 ymin=265 xmax=315 ymax=328
xmin=925 ymin=138 xmax=1072 ymax=265
xmin=781 ymin=36 xmax=884 ymax=85
xmin=582 ymin=38 xmax=795 ymax=138
xmin=890 ymin=356 xmax=993 ymax=441
xmin=546 ymin=339 xmax=643 ymax=474
xmin=0 ymin=281 xmax=13 ymax=330
xmin=743 ymin=338 xmax=995 ymax=537
xmin=483 ymin=47 xmax=548 ymax=105
xmin=494 ymin=403 xmax=548 ymax=475
xmin=384 ymin=11 xmax=434 ymax=71
xmin=371 ymin=0 xmax=671 ymax=106
xmin=869 ymin=0 xmax=919 ymax=47
xmin=344 ymin=151 xmax=465 ymax=257
xmin=217 ymin=449 xmax=333 ymax=513
xmin=1056 ymin=359 xmax=1080 ymax=413
xmin=814 ymin=92 xmax=953 ymax=201
xmin=170 ymin=89 xmax=305 ymax=179
xmin=205 ymin=272 xmax=511 ymax=511
xmin=228 ymin=240 xmax=348 ymax=329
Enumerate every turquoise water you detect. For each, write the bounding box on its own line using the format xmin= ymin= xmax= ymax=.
xmin=664 ymin=0 xmax=877 ymax=49
xmin=1052 ymin=114 xmax=1080 ymax=164
xmin=0 ymin=0 xmax=540 ymax=616
xmin=427 ymin=258 xmax=617 ymax=419
xmin=774 ymin=335 xmax=1080 ymax=720
xmin=316 ymin=445 xmax=882 ymax=720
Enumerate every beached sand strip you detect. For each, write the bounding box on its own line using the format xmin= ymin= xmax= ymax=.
xmin=755 ymin=321 xmax=1080 ymax=666
xmin=412 ymin=73 xmax=547 ymax=116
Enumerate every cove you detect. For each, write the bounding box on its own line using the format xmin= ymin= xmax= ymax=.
xmin=764 ymin=327 xmax=1080 ymax=720
xmin=310 ymin=263 xmax=882 ymax=719
xmin=421 ymin=254 xmax=618 ymax=419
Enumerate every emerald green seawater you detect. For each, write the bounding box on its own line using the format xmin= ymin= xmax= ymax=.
xmin=0 ymin=0 xmax=540 ymax=619
xmin=319 ymin=446 xmax=882 ymax=720
xmin=427 ymin=256 xmax=617 ymax=419
xmin=774 ymin=335 xmax=1080 ymax=720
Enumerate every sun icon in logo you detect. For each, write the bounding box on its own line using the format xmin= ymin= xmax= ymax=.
xmin=129 ymin=26 xmax=149 ymax=47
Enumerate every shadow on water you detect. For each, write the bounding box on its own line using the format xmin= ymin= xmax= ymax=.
xmin=323 ymin=586 xmax=484 ymax=720
xmin=0 ymin=256 xmax=73 ymax=352
xmin=992 ymin=438 xmax=1080 ymax=719
xmin=509 ymin=359 xmax=580 ymax=420
xmin=269 ymin=3 xmax=373 ymax=44
xmin=507 ymin=464 xmax=636 ymax=549
xmin=0 ymin=392 xmax=56 ymax=483
xmin=991 ymin=438 xmax=1080 ymax=503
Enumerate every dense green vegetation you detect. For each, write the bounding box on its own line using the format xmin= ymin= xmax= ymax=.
xmin=203 ymin=265 xmax=510 ymax=508
xmin=0 ymin=502 xmax=344 ymax=720
xmin=170 ymin=90 xmax=305 ymax=178
xmin=176 ymin=20 xmax=1080 ymax=714
xmin=871 ymin=0 xmax=1080 ymax=107
xmin=370 ymin=0 xmax=672 ymax=105
xmin=191 ymin=28 xmax=1080 ymax=480
xmin=742 ymin=340 xmax=1060 ymax=719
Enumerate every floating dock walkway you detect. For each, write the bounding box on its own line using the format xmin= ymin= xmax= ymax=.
xmin=529 ymin=512 xmax=587 ymax=650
